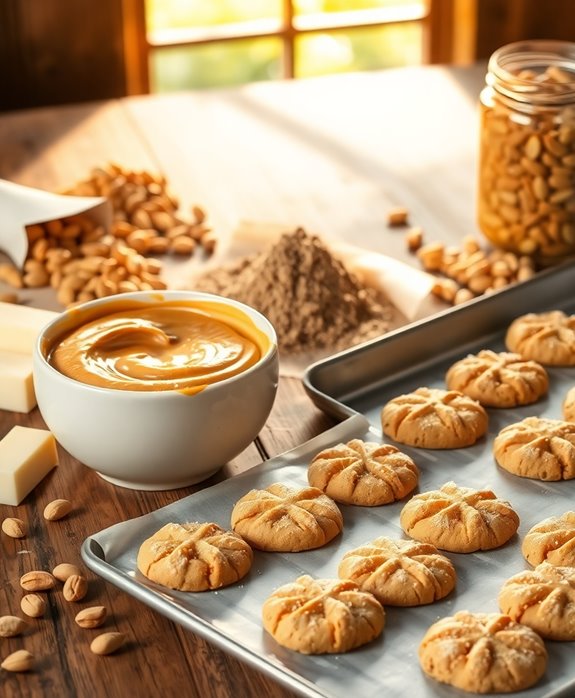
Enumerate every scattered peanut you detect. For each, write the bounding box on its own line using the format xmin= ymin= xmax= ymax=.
xmin=1 ymin=649 xmax=34 ymax=672
xmin=404 ymin=226 xmax=423 ymax=252
xmin=43 ymin=498 xmax=72 ymax=521
xmin=0 ymin=291 xmax=19 ymax=303
xmin=2 ymin=517 xmax=27 ymax=538
xmin=75 ymin=606 xmax=107 ymax=629
xmin=20 ymin=570 xmax=57 ymax=592
xmin=387 ymin=206 xmax=409 ymax=227
xmin=90 ymin=632 xmax=126 ymax=656
xmin=20 ymin=593 xmax=46 ymax=618
xmin=52 ymin=562 xmax=82 ymax=582
xmin=0 ymin=615 xmax=28 ymax=638
xmin=63 ymin=574 xmax=88 ymax=602
xmin=406 ymin=223 xmax=538 ymax=306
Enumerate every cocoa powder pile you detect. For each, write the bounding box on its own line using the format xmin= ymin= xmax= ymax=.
xmin=192 ymin=227 xmax=394 ymax=354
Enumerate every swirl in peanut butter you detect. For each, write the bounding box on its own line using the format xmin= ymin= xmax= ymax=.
xmin=48 ymin=303 xmax=265 ymax=392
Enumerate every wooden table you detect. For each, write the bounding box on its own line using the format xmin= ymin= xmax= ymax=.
xmin=0 ymin=63 xmax=486 ymax=698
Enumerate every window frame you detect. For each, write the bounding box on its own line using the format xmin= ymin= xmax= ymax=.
xmin=122 ymin=0 xmax=472 ymax=94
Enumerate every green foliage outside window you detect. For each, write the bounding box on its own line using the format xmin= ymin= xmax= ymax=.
xmin=146 ymin=0 xmax=423 ymax=91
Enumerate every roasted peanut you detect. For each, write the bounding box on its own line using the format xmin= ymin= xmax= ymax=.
xmin=52 ymin=562 xmax=82 ymax=582
xmin=1 ymin=649 xmax=34 ymax=672
xmin=63 ymin=574 xmax=88 ymax=602
xmin=387 ymin=206 xmax=409 ymax=227
xmin=20 ymin=593 xmax=46 ymax=618
xmin=0 ymin=615 xmax=28 ymax=638
xmin=2 ymin=517 xmax=26 ymax=538
xmin=43 ymin=498 xmax=72 ymax=521
xmin=20 ymin=570 xmax=57 ymax=592
xmin=75 ymin=606 xmax=107 ymax=629
xmin=90 ymin=632 xmax=125 ymax=656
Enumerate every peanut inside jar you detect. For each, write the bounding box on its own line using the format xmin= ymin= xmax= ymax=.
xmin=478 ymin=41 xmax=575 ymax=261
xmin=46 ymin=300 xmax=270 ymax=393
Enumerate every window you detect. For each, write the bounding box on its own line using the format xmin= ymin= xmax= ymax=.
xmin=133 ymin=0 xmax=452 ymax=93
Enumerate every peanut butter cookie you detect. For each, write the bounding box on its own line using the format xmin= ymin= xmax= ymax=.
xmin=522 ymin=512 xmax=575 ymax=567
xmin=399 ymin=481 xmax=519 ymax=553
xmin=494 ymin=416 xmax=575 ymax=481
xmin=564 ymin=385 xmax=575 ymax=422
xmin=381 ymin=387 xmax=488 ymax=449
xmin=499 ymin=562 xmax=575 ymax=641
xmin=419 ymin=611 xmax=547 ymax=693
xmin=230 ymin=483 xmax=343 ymax=552
xmin=505 ymin=310 xmax=575 ymax=365
xmin=136 ymin=521 xmax=253 ymax=592
xmin=338 ymin=537 xmax=456 ymax=606
xmin=307 ymin=439 xmax=418 ymax=506
xmin=262 ymin=574 xmax=384 ymax=654
xmin=445 ymin=349 xmax=548 ymax=408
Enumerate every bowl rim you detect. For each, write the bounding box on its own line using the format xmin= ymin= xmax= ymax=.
xmin=34 ymin=290 xmax=279 ymax=397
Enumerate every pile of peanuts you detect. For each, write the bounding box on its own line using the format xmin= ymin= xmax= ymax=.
xmin=478 ymin=64 xmax=575 ymax=259
xmin=0 ymin=163 xmax=214 ymax=308
xmin=403 ymin=225 xmax=536 ymax=306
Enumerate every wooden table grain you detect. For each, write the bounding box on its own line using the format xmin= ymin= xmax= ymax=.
xmin=0 ymin=64 xmax=486 ymax=698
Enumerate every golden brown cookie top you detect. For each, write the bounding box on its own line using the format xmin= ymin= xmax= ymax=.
xmin=230 ymin=483 xmax=343 ymax=552
xmin=381 ymin=387 xmax=488 ymax=449
xmin=337 ymin=536 xmax=456 ymax=606
xmin=498 ymin=562 xmax=575 ymax=641
xmin=445 ymin=349 xmax=548 ymax=408
xmin=564 ymin=385 xmax=575 ymax=422
xmin=505 ymin=310 xmax=575 ymax=365
xmin=399 ymin=481 xmax=519 ymax=553
xmin=136 ymin=521 xmax=253 ymax=592
xmin=419 ymin=611 xmax=547 ymax=694
xmin=262 ymin=574 xmax=385 ymax=654
xmin=522 ymin=512 xmax=575 ymax=567
xmin=307 ymin=439 xmax=418 ymax=506
xmin=494 ymin=416 xmax=575 ymax=481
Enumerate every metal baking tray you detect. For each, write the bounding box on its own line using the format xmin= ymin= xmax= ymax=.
xmin=83 ymin=260 xmax=575 ymax=698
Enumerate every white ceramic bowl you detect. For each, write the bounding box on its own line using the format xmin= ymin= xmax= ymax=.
xmin=33 ymin=291 xmax=278 ymax=490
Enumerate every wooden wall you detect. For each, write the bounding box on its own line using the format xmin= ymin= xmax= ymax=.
xmin=0 ymin=0 xmax=572 ymax=112
xmin=475 ymin=0 xmax=575 ymax=60
xmin=0 ymin=0 xmax=127 ymax=111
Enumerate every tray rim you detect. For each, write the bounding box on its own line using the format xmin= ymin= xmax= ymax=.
xmin=303 ymin=258 xmax=575 ymax=419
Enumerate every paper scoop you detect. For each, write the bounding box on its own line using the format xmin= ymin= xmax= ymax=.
xmin=0 ymin=179 xmax=111 ymax=268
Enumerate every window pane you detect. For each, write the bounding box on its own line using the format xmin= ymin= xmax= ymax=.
xmin=150 ymin=39 xmax=283 ymax=92
xmin=146 ymin=0 xmax=282 ymax=31
xmin=294 ymin=0 xmax=424 ymax=14
xmin=295 ymin=23 xmax=422 ymax=78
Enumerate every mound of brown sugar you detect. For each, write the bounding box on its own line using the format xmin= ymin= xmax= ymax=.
xmin=192 ymin=228 xmax=394 ymax=354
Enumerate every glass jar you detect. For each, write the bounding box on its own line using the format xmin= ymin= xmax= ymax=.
xmin=478 ymin=40 xmax=575 ymax=262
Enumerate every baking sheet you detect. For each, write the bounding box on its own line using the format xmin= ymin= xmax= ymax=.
xmin=83 ymin=262 xmax=575 ymax=698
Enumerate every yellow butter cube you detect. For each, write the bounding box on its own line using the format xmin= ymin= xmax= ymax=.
xmin=0 ymin=426 xmax=58 ymax=505
xmin=0 ymin=349 xmax=36 ymax=413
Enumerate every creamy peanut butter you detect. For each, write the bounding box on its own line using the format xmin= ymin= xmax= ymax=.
xmin=47 ymin=299 xmax=270 ymax=393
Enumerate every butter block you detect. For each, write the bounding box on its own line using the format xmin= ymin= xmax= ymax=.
xmin=0 ymin=349 xmax=36 ymax=413
xmin=0 ymin=301 xmax=58 ymax=354
xmin=0 ymin=426 xmax=58 ymax=505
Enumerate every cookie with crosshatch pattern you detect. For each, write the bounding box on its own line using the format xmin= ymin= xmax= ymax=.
xmin=136 ymin=521 xmax=253 ymax=591
xmin=419 ymin=611 xmax=547 ymax=693
xmin=505 ymin=310 xmax=575 ymax=365
xmin=262 ymin=574 xmax=384 ymax=654
xmin=399 ymin=481 xmax=519 ymax=553
xmin=337 ymin=536 xmax=456 ymax=606
xmin=445 ymin=349 xmax=548 ymax=407
xmin=307 ymin=438 xmax=418 ymax=506
xmin=230 ymin=483 xmax=343 ymax=552
xmin=381 ymin=387 xmax=488 ymax=449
